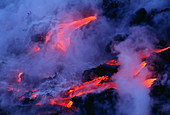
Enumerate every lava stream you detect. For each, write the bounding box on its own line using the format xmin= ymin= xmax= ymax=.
xmin=55 ymin=15 xmax=97 ymax=52
xmin=105 ymin=59 xmax=120 ymax=66
xmin=142 ymin=78 xmax=157 ymax=88
xmin=134 ymin=61 xmax=147 ymax=76
xmin=17 ymin=72 xmax=23 ymax=82
xmin=138 ymin=46 xmax=170 ymax=59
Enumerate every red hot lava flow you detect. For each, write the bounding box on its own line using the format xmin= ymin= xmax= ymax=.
xmin=17 ymin=72 xmax=23 ymax=82
xmin=31 ymin=15 xmax=97 ymax=53
xmin=42 ymin=46 xmax=169 ymax=108
xmin=13 ymin=14 xmax=170 ymax=109
xmin=56 ymin=15 xmax=97 ymax=52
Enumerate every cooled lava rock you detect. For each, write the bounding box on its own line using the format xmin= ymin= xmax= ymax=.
xmin=71 ymin=88 xmax=118 ymax=115
xmin=31 ymin=32 xmax=47 ymax=43
xmin=105 ymin=34 xmax=127 ymax=53
xmin=149 ymin=45 xmax=170 ymax=115
xmin=102 ymin=0 xmax=126 ymax=19
xmin=82 ymin=64 xmax=119 ymax=82
xmin=158 ymin=49 xmax=170 ymax=64
xmin=150 ymin=73 xmax=170 ymax=115
xmin=130 ymin=8 xmax=147 ymax=26
xmin=146 ymin=8 xmax=170 ymax=26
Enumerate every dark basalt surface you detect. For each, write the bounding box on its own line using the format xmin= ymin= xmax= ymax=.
xmin=31 ymin=32 xmax=47 ymax=43
xmin=82 ymin=64 xmax=119 ymax=82
xmin=149 ymin=48 xmax=170 ymax=115
xmin=102 ymin=0 xmax=126 ymax=20
xmin=105 ymin=34 xmax=127 ymax=54
xmin=71 ymin=88 xmax=118 ymax=115
xmin=130 ymin=8 xmax=147 ymax=26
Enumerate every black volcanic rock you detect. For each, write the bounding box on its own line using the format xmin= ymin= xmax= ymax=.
xmin=149 ymin=46 xmax=170 ymax=115
xmin=146 ymin=8 xmax=170 ymax=26
xmin=105 ymin=34 xmax=127 ymax=53
xmin=159 ymin=49 xmax=170 ymax=64
xmin=82 ymin=64 xmax=119 ymax=82
xmin=31 ymin=32 xmax=47 ymax=43
xmin=102 ymin=0 xmax=126 ymax=19
xmin=71 ymin=88 xmax=118 ymax=115
xmin=150 ymin=75 xmax=170 ymax=115
xmin=130 ymin=8 xmax=147 ymax=25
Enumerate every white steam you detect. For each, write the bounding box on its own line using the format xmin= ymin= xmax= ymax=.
xmin=0 ymin=0 xmax=169 ymax=114
xmin=114 ymin=26 xmax=158 ymax=115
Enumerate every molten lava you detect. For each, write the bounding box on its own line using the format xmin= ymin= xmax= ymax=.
xmin=12 ymin=13 xmax=169 ymax=110
xmin=34 ymin=47 xmax=170 ymax=108
xmin=34 ymin=46 xmax=40 ymax=52
xmin=17 ymin=72 xmax=23 ymax=82
xmin=134 ymin=61 xmax=147 ymax=76
xmin=153 ymin=46 xmax=170 ymax=53
xmin=45 ymin=31 xmax=52 ymax=42
xmin=50 ymin=98 xmax=73 ymax=108
xmin=36 ymin=75 xmax=117 ymax=108
xmin=142 ymin=78 xmax=157 ymax=88
xmin=138 ymin=46 xmax=170 ymax=59
xmin=31 ymin=92 xmax=39 ymax=98
xmin=105 ymin=59 xmax=120 ymax=65
xmin=56 ymin=15 xmax=97 ymax=52
xmin=8 ymin=87 xmax=14 ymax=91
xmin=65 ymin=75 xmax=117 ymax=98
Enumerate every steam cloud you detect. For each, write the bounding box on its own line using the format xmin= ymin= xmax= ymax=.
xmin=0 ymin=0 xmax=169 ymax=115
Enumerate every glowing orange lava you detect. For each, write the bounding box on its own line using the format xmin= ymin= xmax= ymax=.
xmin=56 ymin=15 xmax=97 ymax=52
xmin=37 ymin=74 xmax=156 ymax=108
xmin=19 ymin=95 xmax=24 ymax=100
xmin=138 ymin=46 xmax=170 ymax=59
xmin=31 ymin=92 xmax=39 ymax=98
xmin=36 ymin=76 xmax=116 ymax=108
xmin=8 ymin=87 xmax=14 ymax=91
xmin=134 ymin=61 xmax=147 ymax=76
xmin=50 ymin=98 xmax=73 ymax=108
xmin=47 ymin=59 xmax=160 ymax=108
xmin=142 ymin=78 xmax=157 ymax=88
xmin=153 ymin=46 xmax=170 ymax=53
xmin=18 ymin=72 xmax=23 ymax=82
xmin=105 ymin=59 xmax=120 ymax=66
xmin=20 ymin=16 xmax=170 ymax=109
xmin=34 ymin=46 xmax=40 ymax=52
xmin=66 ymin=76 xmax=116 ymax=97
xmin=45 ymin=31 xmax=52 ymax=42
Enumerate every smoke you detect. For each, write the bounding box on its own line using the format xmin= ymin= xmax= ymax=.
xmin=114 ymin=32 xmax=152 ymax=115
xmin=0 ymin=1 xmax=111 ymax=114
